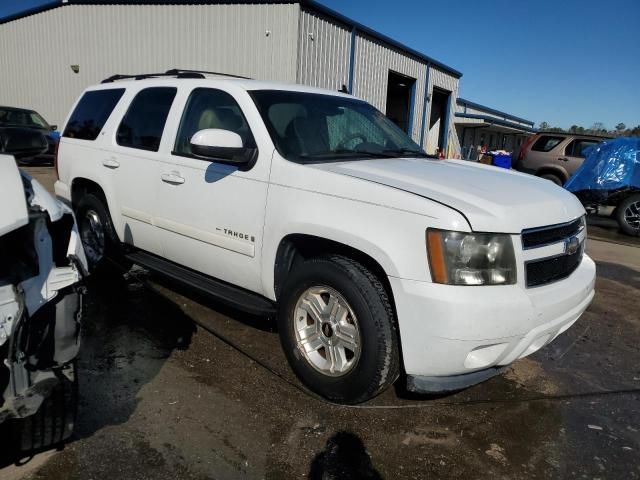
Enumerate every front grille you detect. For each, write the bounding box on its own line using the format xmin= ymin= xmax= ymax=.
xmin=522 ymin=217 xmax=583 ymax=249
xmin=526 ymin=246 xmax=583 ymax=287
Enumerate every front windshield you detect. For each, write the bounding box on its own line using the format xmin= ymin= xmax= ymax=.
xmin=250 ymin=90 xmax=428 ymax=163
xmin=0 ymin=108 xmax=49 ymax=128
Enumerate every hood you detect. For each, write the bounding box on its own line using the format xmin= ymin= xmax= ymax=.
xmin=0 ymin=154 xmax=29 ymax=236
xmin=311 ymin=158 xmax=585 ymax=233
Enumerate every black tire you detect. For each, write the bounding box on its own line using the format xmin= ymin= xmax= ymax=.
xmin=615 ymin=194 xmax=640 ymax=236
xmin=12 ymin=364 xmax=78 ymax=452
xmin=278 ymin=255 xmax=400 ymax=404
xmin=75 ymin=192 xmax=129 ymax=274
xmin=539 ymin=173 xmax=563 ymax=186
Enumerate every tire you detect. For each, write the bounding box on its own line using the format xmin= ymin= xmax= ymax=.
xmin=615 ymin=194 xmax=640 ymax=236
xmin=278 ymin=255 xmax=400 ymax=404
xmin=75 ymin=192 xmax=129 ymax=274
xmin=540 ymin=173 xmax=563 ymax=186
xmin=12 ymin=364 xmax=78 ymax=452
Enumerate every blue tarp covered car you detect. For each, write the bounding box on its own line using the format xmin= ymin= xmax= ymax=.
xmin=565 ymin=137 xmax=640 ymax=236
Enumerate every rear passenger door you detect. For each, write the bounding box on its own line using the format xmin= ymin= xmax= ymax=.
xmin=561 ymin=139 xmax=600 ymax=177
xmin=108 ymin=86 xmax=177 ymax=255
xmin=154 ymin=86 xmax=271 ymax=295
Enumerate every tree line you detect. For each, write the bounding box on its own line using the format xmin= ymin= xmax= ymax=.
xmin=537 ymin=121 xmax=640 ymax=137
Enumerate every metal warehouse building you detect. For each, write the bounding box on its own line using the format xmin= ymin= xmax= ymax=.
xmin=0 ymin=0 xmax=532 ymax=157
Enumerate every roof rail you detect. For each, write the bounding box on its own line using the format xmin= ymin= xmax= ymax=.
xmin=165 ymin=69 xmax=252 ymax=79
xmin=101 ymin=69 xmax=252 ymax=83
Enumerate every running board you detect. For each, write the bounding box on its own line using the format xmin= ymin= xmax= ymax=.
xmin=125 ymin=251 xmax=276 ymax=316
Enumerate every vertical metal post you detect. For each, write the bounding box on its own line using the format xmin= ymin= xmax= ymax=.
xmin=347 ymin=27 xmax=357 ymax=94
xmin=442 ymin=91 xmax=452 ymax=156
xmin=419 ymin=62 xmax=431 ymax=148
xmin=407 ymin=80 xmax=416 ymax=138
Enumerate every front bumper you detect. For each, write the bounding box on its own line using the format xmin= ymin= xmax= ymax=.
xmin=390 ymin=255 xmax=596 ymax=380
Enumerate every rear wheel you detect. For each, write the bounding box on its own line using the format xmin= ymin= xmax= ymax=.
xmin=539 ymin=173 xmax=563 ymax=186
xmin=616 ymin=194 xmax=640 ymax=236
xmin=278 ymin=255 xmax=399 ymax=404
xmin=75 ymin=192 xmax=129 ymax=274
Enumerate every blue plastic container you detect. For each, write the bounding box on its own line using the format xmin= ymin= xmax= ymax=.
xmin=492 ymin=154 xmax=512 ymax=169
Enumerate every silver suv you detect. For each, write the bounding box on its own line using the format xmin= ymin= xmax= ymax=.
xmin=514 ymin=133 xmax=608 ymax=185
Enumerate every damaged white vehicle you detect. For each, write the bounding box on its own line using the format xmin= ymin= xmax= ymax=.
xmin=0 ymin=154 xmax=86 ymax=451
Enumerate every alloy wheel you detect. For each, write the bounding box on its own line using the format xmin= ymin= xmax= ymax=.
xmin=293 ymin=286 xmax=361 ymax=377
xmin=624 ymin=201 xmax=640 ymax=231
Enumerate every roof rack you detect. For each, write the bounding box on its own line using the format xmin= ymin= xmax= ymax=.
xmin=166 ymin=69 xmax=252 ymax=79
xmin=101 ymin=69 xmax=252 ymax=83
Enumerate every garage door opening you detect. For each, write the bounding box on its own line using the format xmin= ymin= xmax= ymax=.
xmin=385 ymin=71 xmax=416 ymax=134
xmin=428 ymin=88 xmax=451 ymax=154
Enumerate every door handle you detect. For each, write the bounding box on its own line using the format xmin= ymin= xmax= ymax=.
xmin=558 ymin=157 xmax=569 ymax=162
xmin=161 ymin=172 xmax=185 ymax=185
xmin=102 ymin=159 xmax=120 ymax=169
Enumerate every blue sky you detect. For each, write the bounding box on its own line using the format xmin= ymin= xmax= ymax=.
xmin=2 ymin=0 xmax=638 ymax=129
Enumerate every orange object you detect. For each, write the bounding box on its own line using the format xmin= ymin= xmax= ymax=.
xmin=426 ymin=230 xmax=448 ymax=284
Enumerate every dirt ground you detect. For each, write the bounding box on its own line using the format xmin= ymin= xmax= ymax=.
xmin=1 ymin=166 xmax=638 ymax=479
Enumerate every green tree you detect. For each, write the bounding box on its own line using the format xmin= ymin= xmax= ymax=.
xmin=569 ymin=125 xmax=579 ymax=133
xmin=616 ymin=122 xmax=626 ymax=131
xmin=538 ymin=121 xmax=550 ymax=130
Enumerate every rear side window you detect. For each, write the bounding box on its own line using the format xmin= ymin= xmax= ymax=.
xmin=531 ymin=135 xmax=565 ymax=152
xmin=63 ymin=89 xmax=125 ymax=140
xmin=117 ymin=87 xmax=177 ymax=152
xmin=565 ymin=139 xmax=599 ymax=158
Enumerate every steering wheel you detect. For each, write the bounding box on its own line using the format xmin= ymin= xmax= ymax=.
xmin=336 ymin=132 xmax=367 ymax=150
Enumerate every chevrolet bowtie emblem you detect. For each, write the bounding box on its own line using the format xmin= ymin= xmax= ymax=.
xmin=565 ymin=236 xmax=580 ymax=255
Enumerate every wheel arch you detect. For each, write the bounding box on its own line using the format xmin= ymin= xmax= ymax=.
xmin=272 ymin=233 xmax=396 ymax=306
xmin=70 ymin=177 xmax=106 ymax=208
xmin=535 ymin=166 xmax=569 ymax=184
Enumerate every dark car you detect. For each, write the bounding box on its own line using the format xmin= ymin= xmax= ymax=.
xmin=0 ymin=106 xmax=59 ymax=163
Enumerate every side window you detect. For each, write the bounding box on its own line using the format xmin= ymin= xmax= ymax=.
xmin=565 ymin=139 xmax=599 ymax=158
xmin=116 ymin=87 xmax=176 ymax=152
xmin=531 ymin=135 xmax=565 ymax=152
xmin=174 ymin=88 xmax=254 ymax=156
xmin=63 ymin=89 xmax=125 ymax=140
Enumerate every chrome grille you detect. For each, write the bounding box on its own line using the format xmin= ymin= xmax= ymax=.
xmin=521 ymin=216 xmax=586 ymax=288
xmin=521 ymin=217 xmax=583 ymax=250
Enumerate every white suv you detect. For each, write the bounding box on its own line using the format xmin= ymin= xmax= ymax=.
xmin=55 ymin=70 xmax=595 ymax=404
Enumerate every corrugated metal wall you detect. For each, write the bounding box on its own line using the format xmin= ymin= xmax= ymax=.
xmin=0 ymin=2 xmax=462 ymax=155
xmin=296 ymin=10 xmax=351 ymax=91
xmin=0 ymin=3 xmax=300 ymax=125
xmin=351 ymin=33 xmax=428 ymax=143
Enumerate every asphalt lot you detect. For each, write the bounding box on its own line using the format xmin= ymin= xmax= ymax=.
xmin=1 ymin=166 xmax=639 ymax=479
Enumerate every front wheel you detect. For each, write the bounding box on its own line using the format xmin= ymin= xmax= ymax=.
xmin=278 ymin=255 xmax=400 ymax=404
xmin=616 ymin=194 xmax=640 ymax=236
xmin=12 ymin=364 xmax=78 ymax=452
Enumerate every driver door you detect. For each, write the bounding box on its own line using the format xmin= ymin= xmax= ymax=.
xmin=154 ymin=87 xmax=271 ymax=295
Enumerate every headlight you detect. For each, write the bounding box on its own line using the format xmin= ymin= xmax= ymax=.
xmin=426 ymin=229 xmax=517 ymax=285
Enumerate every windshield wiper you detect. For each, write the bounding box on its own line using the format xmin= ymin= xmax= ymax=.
xmin=382 ymin=148 xmax=431 ymax=158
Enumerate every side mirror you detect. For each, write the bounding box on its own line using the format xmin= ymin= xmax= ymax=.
xmin=50 ymin=125 xmax=58 ymax=131
xmin=190 ymin=129 xmax=252 ymax=164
